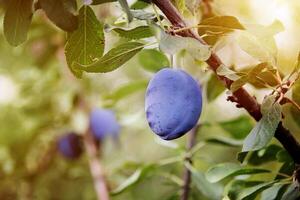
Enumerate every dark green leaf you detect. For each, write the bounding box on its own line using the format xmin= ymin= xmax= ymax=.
xmin=225 ymin=180 xmax=263 ymax=200
xmin=219 ymin=116 xmax=254 ymax=139
xmin=138 ymin=49 xmax=169 ymax=72
xmin=92 ymin=0 xmax=116 ymax=5
xmin=3 ymin=0 xmax=34 ymax=46
xmin=112 ymin=26 xmax=153 ymax=39
xmin=73 ymin=42 xmax=144 ymax=73
xmin=242 ymin=96 xmax=282 ymax=152
xmin=206 ymin=74 xmax=226 ymax=102
xmin=65 ymin=6 xmax=105 ymax=77
xmin=238 ymin=181 xmax=277 ymax=200
xmin=206 ymin=162 xmax=270 ymax=183
xmin=39 ymin=0 xmax=78 ymax=32
xmin=248 ymin=144 xmax=283 ymax=165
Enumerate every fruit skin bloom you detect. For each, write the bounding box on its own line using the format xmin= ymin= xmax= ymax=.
xmin=145 ymin=68 xmax=202 ymax=140
xmin=89 ymin=108 xmax=120 ymax=140
xmin=58 ymin=133 xmax=83 ymax=159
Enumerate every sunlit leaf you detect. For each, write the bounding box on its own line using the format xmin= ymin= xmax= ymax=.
xmin=159 ymin=31 xmax=211 ymax=61
xmin=73 ymin=42 xmax=144 ymax=73
xmin=39 ymin=0 xmax=78 ymax=32
xmin=225 ymin=180 xmax=263 ymax=200
xmin=261 ymin=184 xmax=285 ymax=200
xmin=3 ymin=0 xmax=34 ymax=46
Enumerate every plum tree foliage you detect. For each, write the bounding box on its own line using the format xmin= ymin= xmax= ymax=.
xmin=1 ymin=0 xmax=300 ymax=199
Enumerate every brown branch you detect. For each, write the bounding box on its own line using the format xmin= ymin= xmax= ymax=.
xmin=83 ymin=128 xmax=110 ymax=200
xmin=152 ymin=0 xmax=300 ymax=164
xmin=181 ymin=125 xmax=200 ymax=200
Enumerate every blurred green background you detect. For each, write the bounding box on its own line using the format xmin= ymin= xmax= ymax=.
xmin=0 ymin=0 xmax=300 ymax=199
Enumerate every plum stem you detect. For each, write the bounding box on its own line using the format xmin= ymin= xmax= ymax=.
xmin=151 ymin=0 xmax=300 ymax=163
xmin=181 ymin=125 xmax=200 ymax=200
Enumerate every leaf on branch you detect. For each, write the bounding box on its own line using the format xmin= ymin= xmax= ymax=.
xmin=138 ymin=49 xmax=169 ymax=72
xmin=3 ymin=0 xmax=34 ymax=46
xmin=216 ymin=65 xmax=240 ymax=81
xmin=159 ymin=31 xmax=211 ymax=61
xmin=73 ymin=42 xmax=144 ymax=73
xmin=237 ymin=181 xmax=278 ymax=200
xmin=39 ymin=0 xmax=78 ymax=32
xmin=242 ymin=95 xmax=282 ymax=152
xmin=237 ymin=20 xmax=284 ymax=63
xmin=205 ymin=162 xmax=270 ymax=183
xmin=65 ymin=5 xmax=105 ymax=78
xmin=198 ymin=15 xmax=245 ymax=45
xmin=112 ymin=26 xmax=154 ymax=39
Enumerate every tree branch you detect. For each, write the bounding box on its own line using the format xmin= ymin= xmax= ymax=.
xmin=83 ymin=128 xmax=110 ymax=200
xmin=152 ymin=0 xmax=300 ymax=164
xmin=181 ymin=125 xmax=199 ymax=200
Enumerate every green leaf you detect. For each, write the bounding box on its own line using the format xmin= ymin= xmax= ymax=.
xmin=39 ymin=0 xmax=78 ymax=32
xmin=206 ymin=163 xmax=270 ymax=183
xmin=216 ymin=65 xmax=240 ymax=81
xmin=92 ymin=0 xmax=116 ymax=5
xmin=112 ymin=26 xmax=153 ymax=39
xmin=230 ymin=76 xmax=248 ymax=92
xmin=159 ymin=31 xmax=211 ymax=61
xmin=237 ymin=181 xmax=277 ymax=200
xmin=73 ymin=42 xmax=144 ymax=73
xmin=111 ymin=164 xmax=155 ymax=195
xmin=206 ymin=74 xmax=226 ymax=102
xmin=205 ymin=136 xmax=243 ymax=147
xmin=130 ymin=1 xmax=149 ymax=9
xmin=104 ymin=80 xmax=148 ymax=103
xmin=3 ymin=0 xmax=34 ymax=46
xmin=225 ymin=180 xmax=263 ymax=200
xmin=261 ymin=184 xmax=285 ymax=200
xmin=248 ymin=144 xmax=283 ymax=165
xmin=281 ymin=182 xmax=300 ymax=200
xmin=138 ymin=49 xmax=169 ymax=72
xmin=198 ymin=15 xmax=245 ymax=45
xmin=118 ymin=0 xmax=133 ymax=22
xmin=186 ymin=163 xmax=223 ymax=200
xmin=242 ymin=95 xmax=282 ymax=152
xmin=219 ymin=116 xmax=254 ymax=139
xmin=65 ymin=6 xmax=105 ymax=77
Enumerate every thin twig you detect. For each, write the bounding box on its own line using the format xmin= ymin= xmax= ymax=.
xmin=181 ymin=125 xmax=200 ymax=200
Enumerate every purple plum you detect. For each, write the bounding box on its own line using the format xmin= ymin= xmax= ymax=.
xmin=58 ymin=132 xmax=83 ymax=159
xmin=145 ymin=68 xmax=202 ymax=140
xmin=89 ymin=108 xmax=120 ymax=140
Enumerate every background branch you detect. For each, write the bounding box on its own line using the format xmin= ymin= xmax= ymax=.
xmin=181 ymin=125 xmax=200 ymax=200
xmin=152 ymin=0 xmax=300 ymax=164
